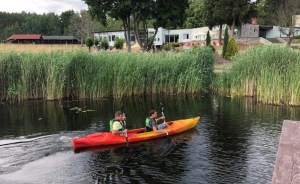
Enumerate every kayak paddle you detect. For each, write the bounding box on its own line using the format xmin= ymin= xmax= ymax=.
xmin=121 ymin=105 xmax=128 ymax=146
xmin=159 ymin=103 xmax=169 ymax=136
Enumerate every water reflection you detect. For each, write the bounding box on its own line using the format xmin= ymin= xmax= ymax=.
xmin=1 ymin=95 xmax=300 ymax=183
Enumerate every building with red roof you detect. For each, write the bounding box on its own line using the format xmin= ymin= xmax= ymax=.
xmin=5 ymin=34 xmax=81 ymax=44
xmin=5 ymin=34 xmax=42 ymax=44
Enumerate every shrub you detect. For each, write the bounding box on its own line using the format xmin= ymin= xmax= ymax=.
xmin=114 ymin=37 xmax=125 ymax=50
xmin=162 ymin=44 xmax=171 ymax=51
xmin=224 ymin=38 xmax=239 ymax=60
xmin=101 ymin=38 xmax=109 ymax=50
xmin=170 ymin=42 xmax=180 ymax=48
xmin=294 ymin=35 xmax=300 ymax=39
xmin=222 ymin=26 xmax=229 ymax=58
xmin=94 ymin=39 xmax=99 ymax=46
xmin=85 ymin=37 xmax=94 ymax=52
xmin=207 ymin=44 xmax=215 ymax=52
xmin=206 ymin=31 xmax=211 ymax=46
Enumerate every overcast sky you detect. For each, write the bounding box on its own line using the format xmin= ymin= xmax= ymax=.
xmin=0 ymin=0 xmax=88 ymax=15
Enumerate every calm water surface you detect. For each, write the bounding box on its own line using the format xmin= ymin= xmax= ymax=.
xmin=0 ymin=95 xmax=299 ymax=184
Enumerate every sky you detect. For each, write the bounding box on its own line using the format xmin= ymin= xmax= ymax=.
xmin=0 ymin=0 xmax=88 ymax=15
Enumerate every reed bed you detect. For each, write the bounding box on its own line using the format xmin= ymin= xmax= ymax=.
xmin=0 ymin=44 xmax=87 ymax=52
xmin=212 ymin=45 xmax=300 ymax=106
xmin=0 ymin=47 xmax=214 ymax=101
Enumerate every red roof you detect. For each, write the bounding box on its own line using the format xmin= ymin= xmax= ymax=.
xmin=6 ymin=34 xmax=42 ymax=41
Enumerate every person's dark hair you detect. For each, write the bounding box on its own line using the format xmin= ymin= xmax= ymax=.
xmin=149 ymin=110 xmax=156 ymax=116
xmin=115 ymin=111 xmax=123 ymax=117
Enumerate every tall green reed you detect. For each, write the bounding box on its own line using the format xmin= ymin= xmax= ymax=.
xmin=0 ymin=47 xmax=214 ymax=101
xmin=212 ymin=45 xmax=300 ymax=106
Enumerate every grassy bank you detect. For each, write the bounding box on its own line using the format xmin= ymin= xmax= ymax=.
xmin=0 ymin=47 xmax=214 ymax=101
xmin=212 ymin=45 xmax=300 ymax=106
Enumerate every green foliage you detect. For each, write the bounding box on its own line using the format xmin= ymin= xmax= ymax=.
xmin=101 ymin=38 xmax=109 ymax=50
xmin=0 ymin=47 xmax=214 ymax=101
xmin=294 ymin=35 xmax=300 ymax=39
xmin=206 ymin=31 xmax=211 ymax=46
xmin=94 ymin=39 xmax=99 ymax=46
xmin=207 ymin=44 xmax=215 ymax=52
xmin=224 ymin=38 xmax=238 ymax=60
xmin=0 ymin=11 xmax=65 ymax=41
xmin=222 ymin=26 xmax=229 ymax=58
xmin=85 ymin=37 xmax=94 ymax=52
xmin=212 ymin=45 xmax=300 ymax=106
xmin=114 ymin=38 xmax=125 ymax=50
xmin=162 ymin=44 xmax=171 ymax=51
xmin=203 ymin=0 xmax=257 ymax=32
xmin=184 ymin=1 xmax=205 ymax=28
xmin=170 ymin=42 xmax=180 ymax=48
xmin=84 ymin=0 xmax=189 ymax=52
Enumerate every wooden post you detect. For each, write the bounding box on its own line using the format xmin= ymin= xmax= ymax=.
xmin=272 ymin=120 xmax=300 ymax=184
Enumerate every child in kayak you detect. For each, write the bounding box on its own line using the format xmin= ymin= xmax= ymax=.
xmin=145 ymin=110 xmax=168 ymax=132
xmin=110 ymin=111 xmax=128 ymax=135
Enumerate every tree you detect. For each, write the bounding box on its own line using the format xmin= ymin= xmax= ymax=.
xmin=271 ymin=0 xmax=300 ymax=47
xmin=84 ymin=0 xmax=133 ymax=52
xmin=85 ymin=37 xmax=94 ymax=52
xmin=83 ymin=0 xmax=189 ymax=52
xmin=203 ymin=0 xmax=257 ymax=38
xmin=114 ymin=38 xmax=125 ymax=49
xmin=203 ymin=0 xmax=227 ymax=43
xmin=67 ymin=10 xmax=97 ymax=47
xmin=225 ymin=38 xmax=239 ymax=60
xmin=222 ymin=26 xmax=229 ymax=58
xmin=60 ymin=10 xmax=75 ymax=35
xmin=257 ymin=0 xmax=282 ymax=25
xmin=94 ymin=39 xmax=99 ymax=46
xmin=206 ymin=31 xmax=211 ymax=46
xmin=101 ymin=38 xmax=109 ymax=50
xmin=184 ymin=0 xmax=205 ymax=28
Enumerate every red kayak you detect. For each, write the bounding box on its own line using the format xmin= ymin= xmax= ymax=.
xmin=72 ymin=116 xmax=200 ymax=150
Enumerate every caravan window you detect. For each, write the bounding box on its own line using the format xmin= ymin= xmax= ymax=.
xmin=183 ymin=34 xmax=189 ymax=39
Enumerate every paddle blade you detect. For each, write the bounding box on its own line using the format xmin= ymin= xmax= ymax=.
xmin=159 ymin=103 xmax=164 ymax=111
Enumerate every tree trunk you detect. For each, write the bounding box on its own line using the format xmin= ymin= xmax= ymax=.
xmin=231 ymin=18 xmax=236 ymax=38
xmin=123 ymin=18 xmax=131 ymax=52
xmin=218 ymin=24 xmax=223 ymax=43
xmin=286 ymin=36 xmax=293 ymax=47
xmin=142 ymin=20 xmax=148 ymax=52
xmin=133 ymin=16 xmax=143 ymax=51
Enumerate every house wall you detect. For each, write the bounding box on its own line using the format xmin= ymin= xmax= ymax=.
xmin=94 ymin=31 xmax=127 ymax=47
xmin=266 ymin=26 xmax=300 ymax=38
xmin=241 ymin=24 xmax=259 ymax=38
xmin=148 ymin=27 xmax=164 ymax=46
xmin=93 ymin=26 xmax=224 ymax=47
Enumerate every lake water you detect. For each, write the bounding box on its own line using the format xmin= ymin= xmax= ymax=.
xmin=0 ymin=95 xmax=299 ymax=184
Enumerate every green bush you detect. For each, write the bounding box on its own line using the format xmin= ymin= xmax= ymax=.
xmin=206 ymin=31 xmax=211 ymax=46
xmin=207 ymin=44 xmax=215 ymax=52
xmin=222 ymin=26 xmax=229 ymax=58
xmin=170 ymin=42 xmax=180 ymax=48
xmin=114 ymin=37 xmax=125 ymax=50
xmin=94 ymin=39 xmax=99 ymax=46
xmin=162 ymin=44 xmax=171 ymax=51
xmin=224 ymin=38 xmax=238 ymax=60
xmin=101 ymin=38 xmax=109 ymax=50
xmin=85 ymin=37 xmax=94 ymax=52
xmin=294 ymin=35 xmax=300 ymax=39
